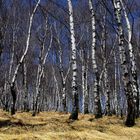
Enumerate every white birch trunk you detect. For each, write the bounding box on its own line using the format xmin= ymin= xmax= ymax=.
xmin=10 ymin=0 xmax=40 ymax=115
xmin=113 ymin=0 xmax=135 ymax=126
xmin=11 ymin=0 xmax=41 ymax=86
xmin=101 ymin=13 xmax=111 ymax=116
xmin=89 ymin=0 xmax=102 ymax=118
xmin=9 ymin=30 xmax=15 ymax=82
xmin=104 ymin=63 xmax=111 ymax=115
xmin=7 ymin=27 xmax=16 ymax=113
xmin=121 ymin=0 xmax=139 ymax=118
xmin=67 ymin=0 xmax=78 ymax=120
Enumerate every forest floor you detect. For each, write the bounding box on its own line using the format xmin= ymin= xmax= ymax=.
xmin=0 ymin=110 xmax=139 ymax=140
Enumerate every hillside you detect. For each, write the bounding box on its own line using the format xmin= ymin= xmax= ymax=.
xmin=0 ymin=110 xmax=139 ymax=140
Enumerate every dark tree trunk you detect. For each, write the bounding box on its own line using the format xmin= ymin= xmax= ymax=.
xmin=120 ymin=109 xmax=123 ymax=118
xmin=69 ymin=91 xmax=79 ymax=120
xmin=133 ymin=73 xmax=139 ymax=118
xmin=4 ymin=99 xmax=10 ymax=112
xmin=24 ymin=103 xmax=29 ymax=112
xmin=95 ymin=73 xmax=102 ymax=119
xmin=95 ymin=98 xmax=102 ymax=119
xmin=62 ymin=95 xmax=67 ymax=113
xmin=0 ymin=28 xmax=3 ymax=59
xmin=125 ymin=96 xmax=135 ymax=127
xmin=84 ymin=86 xmax=89 ymax=114
xmin=105 ymin=90 xmax=112 ymax=116
xmin=11 ymin=85 xmax=17 ymax=115
xmin=32 ymin=96 xmax=39 ymax=116
xmin=56 ymin=97 xmax=59 ymax=112
xmin=62 ymin=82 xmax=67 ymax=112
xmin=136 ymin=92 xmax=139 ymax=118
xmin=23 ymin=99 xmax=30 ymax=112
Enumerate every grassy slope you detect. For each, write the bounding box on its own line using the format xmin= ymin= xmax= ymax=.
xmin=0 ymin=110 xmax=139 ymax=140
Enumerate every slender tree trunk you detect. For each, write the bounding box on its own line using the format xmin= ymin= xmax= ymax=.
xmin=113 ymin=0 xmax=135 ymax=126
xmin=59 ymin=49 xmax=67 ymax=112
xmin=81 ymin=49 xmax=89 ymax=114
xmin=9 ymin=30 xmax=15 ymax=83
xmin=54 ymin=26 xmax=70 ymax=112
xmin=32 ymin=42 xmax=43 ymax=116
xmin=23 ymin=60 xmax=29 ymax=111
xmin=2 ymin=74 xmax=10 ymax=111
xmin=62 ymin=81 xmax=67 ymax=112
xmin=81 ymin=54 xmax=85 ymax=114
xmin=0 ymin=27 xmax=3 ymax=59
xmin=104 ymin=66 xmax=111 ymax=116
xmin=8 ymin=26 xmax=16 ymax=113
xmin=117 ymin=50 xmax=124 ymax=117
xmin=52 ymin=65 xmax=60 ymax=111
xmin=10 ymin=0 xmax=40 ymax=115
xmin=89 ymin=0 xmax=102 ymax=118
xmin=114 ymin=50 xmax=119 ymax=115
xmin=101 ymin=16 xmax=111 ymax=116
xmin=67 ymin=0 xmax=78 ymax=120
xmin=84 ymin=57 xmax=89 ymax=114
xmin=121 ymin=0 xmax=139 ymax=118
xmin=11 ymin=84 xmax=17 ymax=115
xmin=33 ymin=25 xmax=52 ymax=116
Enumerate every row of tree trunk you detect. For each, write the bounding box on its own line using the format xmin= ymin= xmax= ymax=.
xmin=0 ymin=0 xmax=139 ymax=128
xmin=68 ymin=0 xmax=139 ymax=127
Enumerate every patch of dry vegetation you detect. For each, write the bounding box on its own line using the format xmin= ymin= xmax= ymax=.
xmin=0 ymin=110 xmax=139 ymax=140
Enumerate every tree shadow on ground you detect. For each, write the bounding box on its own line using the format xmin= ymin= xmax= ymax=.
xmin=0 ymin=119 xmax=47 ymax=128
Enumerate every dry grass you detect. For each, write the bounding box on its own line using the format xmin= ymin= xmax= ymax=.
xmin=0 ymin=110 xmax=139 ymax=140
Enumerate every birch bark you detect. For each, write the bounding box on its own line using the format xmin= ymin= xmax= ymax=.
xmin=113 ymin=0 xmax=135 ymax=126
xmin=67 ymin=0 xmax=78 ymax=120
xmin=121 ymin=0 xmax=139 ymax=118
xmin=10 ymin=0 xmax=40 ymax=115
xmin=89 ymin=0 xmax=102 ymax=118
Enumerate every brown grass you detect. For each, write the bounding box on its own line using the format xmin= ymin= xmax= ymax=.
xmin=0 ymin=110 xmax=139 ymax=140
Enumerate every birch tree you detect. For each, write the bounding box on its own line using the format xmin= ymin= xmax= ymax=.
xmin=22 ymin=60 xmax=29 ymax=111
xmin=10 ymin=0 xmax=41 ymax=115
xmin=89 ymin=0 xmax=102 ymax=118
xmin=120 ymin=0 xmax=139 ymax=118
xmin=33 ymin=23 xmax=53 ymax=116
xmin=113 ymin=0 xmax=135 ymax=126
xmin=81 ymin=48 xmax=89 ymax=114
xmin=53 ymin=24 xmax=71 ymax=112
xmin=100 ymin=11 xmax=111 ymax=116
xmin=67 ymin=0 xmax=78 ymax=120
xmin=114 ymin=49 xmax=119 ymax=115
